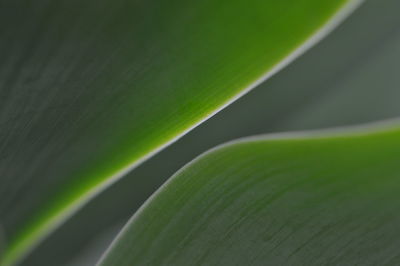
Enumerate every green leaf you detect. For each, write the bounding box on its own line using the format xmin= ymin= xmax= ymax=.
xmin=99 ymin=122 xmax=400 ymax=266
xmin=27 ymin=0 xmax=400 ymax=264
xmin=0 ymin=0 xmax=360 ymax=264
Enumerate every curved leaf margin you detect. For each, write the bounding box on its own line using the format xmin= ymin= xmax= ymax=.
xmin=99 ymin=117 xmax=400 ymax=265
xmin=1 ymin=0 xmax=362 ymax=265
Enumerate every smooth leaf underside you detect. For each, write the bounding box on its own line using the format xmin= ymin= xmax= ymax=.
xmin=0 ymin=0 xmax=357 ymax=264
xmin=100 ymin=124 xmax=400 ymax=266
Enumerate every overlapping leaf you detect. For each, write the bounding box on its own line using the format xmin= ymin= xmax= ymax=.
xmin=0 ymin=0 xmax=359 ymax=264
xmin=100 ymin=123 xmax=400 ymax=266
xmin=27 ymin=0 xmax=400 ymax=264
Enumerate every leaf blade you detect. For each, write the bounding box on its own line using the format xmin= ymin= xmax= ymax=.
xmin=99 ymin=121 xmax=400 ymax=265
xmin=0 ymin=0 xmax=359 ymax=264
